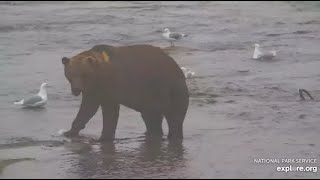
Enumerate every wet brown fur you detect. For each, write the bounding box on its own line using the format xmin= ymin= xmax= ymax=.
xmin=62 ymin=44 xmax=189 ymax=142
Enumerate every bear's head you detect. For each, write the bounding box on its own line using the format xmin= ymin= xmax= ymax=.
xmin=62 ymin=51 xmax=110 ymax=96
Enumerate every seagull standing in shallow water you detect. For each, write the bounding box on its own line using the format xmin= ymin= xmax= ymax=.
xmin=14 ymin=83 xmax=48 ymax=108
xmin=252 ymin=44 xmax=277 ymax=60
xmin=162 ymin=28 xmax=188 ymax=47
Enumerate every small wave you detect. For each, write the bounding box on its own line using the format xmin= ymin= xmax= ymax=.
xmin=0 ymin=93 xmax=9 ymax=97
xmin=138 ymin=6 xmax=161 ymax=12
xmin=189 ymin=88 xmax=219 ymax=106
xmin=189 ymin=92 xmax=219 ymax=98
xmin=292 ymin=30 xmax=312 ymax=35
xmin=107 ymin=5 xmax=145 ymax=9
xmin=202 ymin=43 xmax=248 ymax=52
xmin=0 ymin=1 xmax=18 ymax=5
xmin=275 ymin=21 xmax=286 ymax=25
xmin=266 ymin=33 xmax=285 ymax=37
xmin=0 ymin=25 xmax=22 ymax=33
xmin=297 ymin=20 xmax=320 ymax=25
xmin=0 ymin=137 xmax=66 ymax=150
xmin=0 ymin=24 xmax=53 ymax=33
xmin=265 ymin=30 xmax=313 ymax=37
xmin=0 ymin=158 xmax=36 ymax=173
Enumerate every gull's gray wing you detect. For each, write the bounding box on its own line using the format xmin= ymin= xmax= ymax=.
xmin=169 ymin=33 xmax=183 ymax=40
xmin=259 ymin=53 xmax=275 ymax=59
xmin=23 ymin=95 xmax=43 ymax=105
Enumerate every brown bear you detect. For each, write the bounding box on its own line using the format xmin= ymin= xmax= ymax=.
xmin=61 ymin=44 xmax=189 ymax=141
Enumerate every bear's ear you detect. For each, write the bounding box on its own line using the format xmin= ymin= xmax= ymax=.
xmin=62 ymin=57 xmax=70 ymax=65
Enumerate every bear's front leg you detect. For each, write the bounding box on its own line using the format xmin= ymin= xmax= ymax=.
xmin=99 ymin=103 xmax=120 ymax=142
xmin=64 ymin=93 xmax=100 ymax=137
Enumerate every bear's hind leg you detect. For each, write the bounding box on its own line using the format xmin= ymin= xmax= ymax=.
xmin=164 ymin=101 xmax=188 ymax=140
xmin=141 ymin=112 xmax=164 ymax=139
xmin=165 ymin=83 xmax=189 ymax=141
xmin=165 ymin=112 xmax=184 ymax=140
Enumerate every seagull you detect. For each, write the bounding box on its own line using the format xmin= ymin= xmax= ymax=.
xmin=252 ymin=44 xmax=277 ymax=60
xmin=162 ymin=28 xmax=188 ymax=47
xmin=14 ymin=83 xmax=48 ymax=108
xmin=181 ymin=67 xmax=195 ymax=79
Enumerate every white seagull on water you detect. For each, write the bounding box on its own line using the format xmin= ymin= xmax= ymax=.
xmin=14 ymin=83 xmax=48 ymax=108
xmin=252 ymin=44 xmax=277 ymax=60
xmin=162 ymin=28 xmax=188 ymax=47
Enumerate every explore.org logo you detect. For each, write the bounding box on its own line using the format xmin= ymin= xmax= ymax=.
xmin=253 ymin=158 xmax=318 ymax=173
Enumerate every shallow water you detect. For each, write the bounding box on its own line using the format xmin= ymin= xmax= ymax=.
xmin=0 ymin=1 xmax=320 ymax=178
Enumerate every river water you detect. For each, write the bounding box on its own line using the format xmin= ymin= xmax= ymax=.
xmin=0 ymin=1 xmax=320 ymax=178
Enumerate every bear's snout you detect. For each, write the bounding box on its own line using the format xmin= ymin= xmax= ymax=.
xmin=72 ymin=88 xmax=82 ymax=96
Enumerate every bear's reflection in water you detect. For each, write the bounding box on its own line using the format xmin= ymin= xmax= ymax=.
xmin=65 ymin=138 xmax=186 ymax=178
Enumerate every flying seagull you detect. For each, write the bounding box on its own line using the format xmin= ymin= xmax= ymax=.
xmin=14 ymin=83 xmax=48 ymax=108
xmin=162 ymin=28 xmax=188 ymax=47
